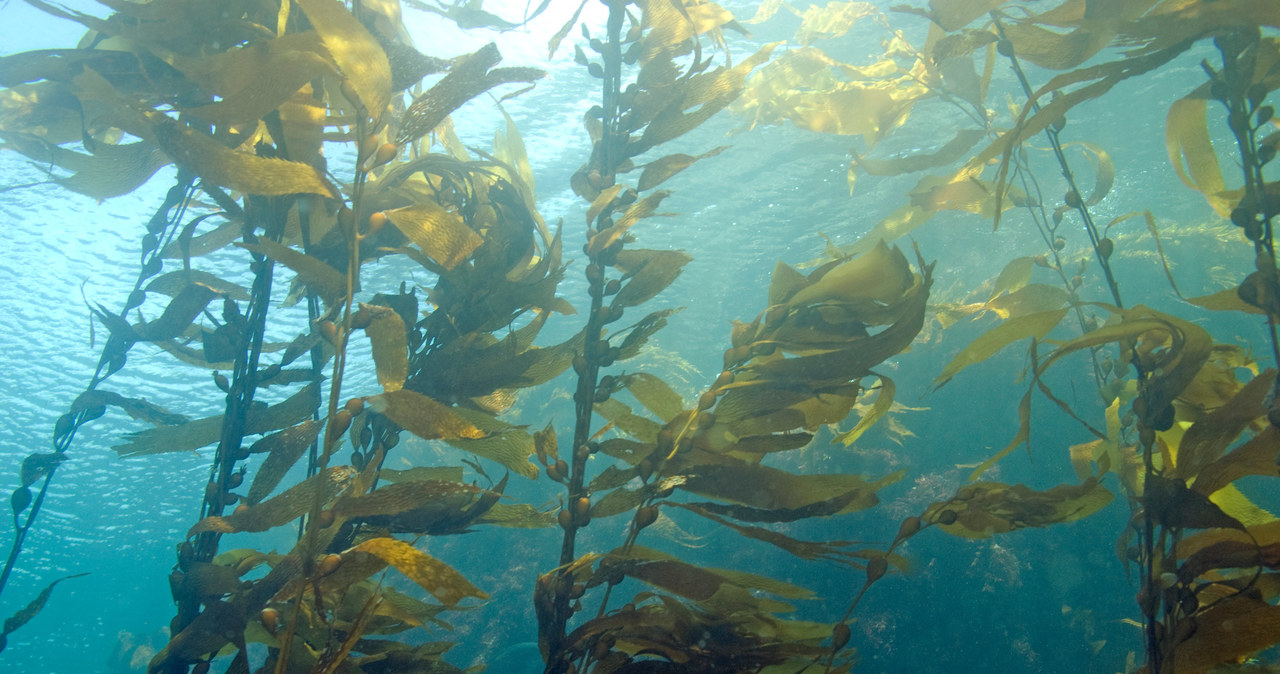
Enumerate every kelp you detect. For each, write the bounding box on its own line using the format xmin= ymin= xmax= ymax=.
xmin=5 ymin=0 xmax=1280 ymax=673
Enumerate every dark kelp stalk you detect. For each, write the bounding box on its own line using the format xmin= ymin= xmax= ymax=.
xmin=0 ymin=0 xmax=1278 ymax=673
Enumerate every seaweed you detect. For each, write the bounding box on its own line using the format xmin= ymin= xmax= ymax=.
xmin=0 ymin=0 xmax=1278 ymax=673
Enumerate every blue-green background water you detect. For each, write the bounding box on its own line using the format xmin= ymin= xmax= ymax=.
xmin=0 ymin=0 xmax=1274 ymax=672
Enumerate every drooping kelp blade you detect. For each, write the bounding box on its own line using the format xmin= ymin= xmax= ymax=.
xmin=931 ymin=477 xmax=1114 ymax=538
xmin=0 ymin=573 xmax=88 ymax=652
xmin=349 ymin=537 xmax=487 ymax=606
xmin=236 ymin=238 xmax=350 ymax=302
xmin=147 ymin=113 xmax=336 ymax=197
xmin=188 ymin=467 xmax=354 ymax=536
xmin=933 ymin=307 xmax=1069 ymax=389
xmin=1167 ymin=593 xmax=1280 ymax=674
xmin=363 ymin=305 xmax=409 ymax=392
xmin=115 ymin=383 xmax=321 ymax=456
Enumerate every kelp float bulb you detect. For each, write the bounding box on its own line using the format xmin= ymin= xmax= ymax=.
xmin=634 ymin=505 xmax=658 ymax=531
xmin=372 ymin=142 xmax=398 ymax=168
xmin=866 ymin=556 xmax=888 ymax=584
xmin=260 ymin=608 xmax=280 ymax=636
xmin=934 ymin=509 xmax=958 ymax=525
xmin=697 ymin=390 xmax=717 ymax=411
xmin=317 ymin=320 xmax=340 ymax=345
xmin=1063 ymin=189 xmax=1082 ymax=209
xmin=227 ymin=466 xmax=245 ymax=489
xmin=894 ymin=516 xmax=921 ymax=543
xmin=213 ymin=372 xmax=230 ymax=393
xmin=557 ymin=508 xmax=574 ymax=530
xmin=331 ymin=409 xmax=353 ymax=438
xmin=366 ymin=211 xmax=386 ymax=237
xmin=1052 ymin=236 xmax=1067 ymax=251
xmin=314 ymin=510 xmax=335 ymax=529
xmin=831 ymin=622 xmax=851 ymax=651
xmin=344 ymin=397 xmax=365 ymax=416
xmin=713 ymin=370 xmax=734 ymax=389
xmin=573 ymin=497 xmax=591 ymax=525
xmin=1096 ymin=237 xmax=1114 ymax=261
xmin=317 ymin=554 xmax=342 ymax=577
xmin=604 ymin=278 xmax=621 ymax=295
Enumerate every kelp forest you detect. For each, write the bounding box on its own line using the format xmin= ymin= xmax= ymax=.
xmin=0 ymin=0 xmax=1278 ymax=671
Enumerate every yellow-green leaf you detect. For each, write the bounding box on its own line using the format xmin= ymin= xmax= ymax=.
xmin=933 ymin=307 xmax=1069 ymax=390
xmin=295 ymin=0 xmax=391 ymax=116
xmin=349 ymin=537 xmax=487 ymax=605
xmin=384 ymin=203 xmax=483 ymax=271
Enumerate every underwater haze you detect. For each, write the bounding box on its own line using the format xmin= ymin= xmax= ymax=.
xmin=0 ymin=0 xmax=1278 ymax=673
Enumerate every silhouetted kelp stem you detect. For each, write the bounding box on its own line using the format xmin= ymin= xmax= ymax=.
xmin=1204 ymin=29 xmax=1280 ymax=382
xmin=0 ymin=170 xmax=195 ymax=651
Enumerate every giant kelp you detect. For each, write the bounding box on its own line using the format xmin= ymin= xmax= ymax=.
xmin=1 ymin=0 xmax=1279 ymax=673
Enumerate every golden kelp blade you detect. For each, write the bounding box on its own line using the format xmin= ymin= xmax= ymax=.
xmin=362 ymin=305 xmax=408 ymax=392
xmin=397 ymin=43 xmax=544 ymax=146
xmin=188 ymin=467 xmax=354 ymax=536
xmin=349 ymin=537 xmax=488 ymax=606
xmin=236 ymin=239 xmax=350 ymax=302
xmin=932 ymin=307 xmax=1069 ymax=390
xmin=295 ymin=0 xmax=392 ymax=116
xmin=115 ymin=383 xmax=321 ymax=456
xmin=147 ymin=113 xmax=336 ymax=198
xmin=246 ymin=419 xmax=324 ymax=505
xmin=366 ymin=389 xmax=488 ymax=440
xmin=930 ymin=477 xmax=1114 ymax=538
xmin=384 ymin=203 xmax=484 ymax=271
xmin=173 ymin=31 xmax=334 ymax=126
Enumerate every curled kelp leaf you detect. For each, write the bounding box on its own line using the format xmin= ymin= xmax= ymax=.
xmin=397 ymin=43 xmax=544 ymax=146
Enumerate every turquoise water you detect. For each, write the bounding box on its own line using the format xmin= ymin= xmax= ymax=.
xmin=0 ymin=1 xmax=1275 ymax=672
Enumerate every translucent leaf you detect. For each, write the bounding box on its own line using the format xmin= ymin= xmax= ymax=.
xmin=364 ymin=305 xmax=408 ymax=392
xmin=350 ymin=537 xmax=487 ymax=605
xmin=145 ymin=270 xmax=251 ymax=302
xmin=176 ymin=31 xmax=333 ymax=126
xmin=246 ymin=419 xmax=323 ymax=505
xmin=611 ymin=248 xmax=692 ymax=308
xmin=148 ymin=113 xmax=335 ymax=197
xmin=398 ymin=43 xmax=543 ymax=146
xmin=188 ymin=466 xmax=354 ymax=536
xmin=933 ymin=307 xmax=1069 ymax=390
xmin=366 ymin=389 xmax=487 ymax=441
xmin=833 ymin=375 xmax=895 ymax=446
xmin=637 ymin=146 xmax=728 ymax=192
xmin=850 ymin=128 xmax=987 ymax=178
xmin=116 ymin=383 xmax=321 ymax=456
xmin=71 ymin=390 xmax=189 ymax=426
xmin=446 ymin=428 xmax=539 ymax=480
xmin=236 ymin=239 xmax=349 ymax=301
xmin=296 ymin=0 xmax=391 ymax=116
xmin=793 ymin=1 xmax=877 ymax=45
xmin=1 ymin=573 xmax=88 ymax=640
xmin=931 ymin=477 xmax=1114 ymax=539
xmin=384 ymin=203 xmax=483 ymax=271
xmin=624 ymin=372 xmax=686 ymax=424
